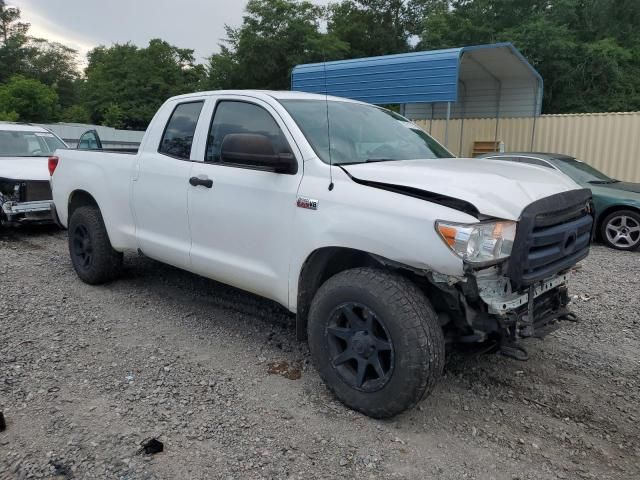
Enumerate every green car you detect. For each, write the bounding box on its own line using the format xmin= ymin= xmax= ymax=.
xmin=479 ymin=153 xmax=640 ymax=251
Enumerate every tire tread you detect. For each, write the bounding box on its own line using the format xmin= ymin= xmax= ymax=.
xmin=308 ymin=267 xmax=445 ymax=418
xmin=68 ymin=206 xmax=123 ymax=284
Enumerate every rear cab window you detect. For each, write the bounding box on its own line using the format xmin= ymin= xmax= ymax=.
xmin=158 ymin=101 xmax=204 ymax=160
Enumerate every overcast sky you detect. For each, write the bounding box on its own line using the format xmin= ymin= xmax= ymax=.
xmin=11 ymin=0 xmax=331 ymax=64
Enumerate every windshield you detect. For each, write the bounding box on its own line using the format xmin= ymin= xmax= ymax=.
xmin=553 ymin=157 xmax=616 ymax=183
xmin=0 ymin=130 xmax=66 ymax=157
xmin=280 ymin=100 xmax=453 ymax=164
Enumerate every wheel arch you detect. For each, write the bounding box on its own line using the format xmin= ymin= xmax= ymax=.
xmin=295 ymin=247 xmax=434 ymax=341
xmin=68 ymin=189 xmax=100 ymax=219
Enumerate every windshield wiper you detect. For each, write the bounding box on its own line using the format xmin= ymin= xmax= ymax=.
xmin=339 ymin=158 xmax=397 ymax=166
xmin=588 ymin=180 xmax=619 ymax=184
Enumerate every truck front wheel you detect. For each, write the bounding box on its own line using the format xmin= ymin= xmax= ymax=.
xmin=307 ymin=268 xmax=445 ymax=418
xmin=68 ymin=206 xmax=123 ymax=284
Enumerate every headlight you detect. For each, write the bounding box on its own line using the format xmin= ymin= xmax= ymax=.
xmin=436 ymin=220 xmax=517 ymax=264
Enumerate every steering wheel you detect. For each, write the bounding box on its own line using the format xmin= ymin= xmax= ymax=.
xmin=368 ymin=140 xmax=418 ymax=160
xmin=367 ymin=144 xmax=398 ymax=159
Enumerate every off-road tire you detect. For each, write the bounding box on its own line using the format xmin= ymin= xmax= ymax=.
xmin=68 ymin=206 xmax=123 ymax=284
xmin=307 ymin=267 xmax=445 ymax=418
xmin=600 ymin=209 xmax=640 ymax=251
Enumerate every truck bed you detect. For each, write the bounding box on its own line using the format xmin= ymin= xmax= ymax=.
xmin=51 ymin=149 xmax=139 ymax=250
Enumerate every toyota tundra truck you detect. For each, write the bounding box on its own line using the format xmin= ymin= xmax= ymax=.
xmin=50 ymin=91 xmax=594 ymax=418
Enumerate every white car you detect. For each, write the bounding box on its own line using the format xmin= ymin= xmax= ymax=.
xmin=50 ymin=91 xmax=594 ymax=417
xmin=0 ymin=123 xmax=67 ymax=226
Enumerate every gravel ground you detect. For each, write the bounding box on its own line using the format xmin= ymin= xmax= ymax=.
xmin=1 ymin=226 xmax=639 ymax=479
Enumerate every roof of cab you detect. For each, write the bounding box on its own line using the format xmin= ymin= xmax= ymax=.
xmin=0 ymin=122 xmax=51 ymax=132
xmin=167 ymin=89 xmax=366 ymax=105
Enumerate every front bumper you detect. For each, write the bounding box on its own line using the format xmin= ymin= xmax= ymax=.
xmin=477 ymin=269 xmax=570 ymax=316
xmin=458 ymin=267 xmax=575 ymax=362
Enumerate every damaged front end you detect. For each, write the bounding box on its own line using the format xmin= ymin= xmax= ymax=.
xmin=429 ymin=189 xmax=594 ymax=360
xmin=0 ymin=177 xmax=54 ymax=226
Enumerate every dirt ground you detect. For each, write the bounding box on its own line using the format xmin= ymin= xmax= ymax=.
xmin=1 ymin=225 xmax=639 ymax=479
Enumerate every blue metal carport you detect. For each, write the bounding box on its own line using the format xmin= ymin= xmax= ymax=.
xmin=291 ymin=43 xmax=543 ymax=153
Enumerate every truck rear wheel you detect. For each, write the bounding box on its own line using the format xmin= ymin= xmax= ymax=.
xmin=68 ymin=205 xmax=123 ymax=284
xmin=307 ymin=268 xmax=445 ymax=418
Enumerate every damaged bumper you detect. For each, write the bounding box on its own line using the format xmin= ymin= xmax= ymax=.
xmin=476 ymin=268 xmax=574 ymax=341
xmin=1 ymin=199 xmax=54 ymax=224
xmin=462 ymin=189 xmax=592 ymax=357
xmin=2 ymin=199 xmax=53 ymax=215
xmin=0 ymin=178 xmax=55 ymax=225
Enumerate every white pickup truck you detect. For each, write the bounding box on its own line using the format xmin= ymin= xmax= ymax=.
xmin=51 ymin=90 xmax=594 ymax=418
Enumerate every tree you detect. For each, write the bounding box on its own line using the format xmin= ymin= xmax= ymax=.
xmin=59 ymin=104 xmax=91 ymax=124
xmin=0 ymin=0 xmax=28 ymax=43
xmin=0 ymin=0 xmax=81 ymax=113
xmin=0 ymin=0 xmax=31 ymax=83
xmin=83 ymin=39 xmax=207 ymax=129
xmin=102 ymin=103 xmax=125 ymax=129
xmin=0 ymin=75 xmax=58 ymax=121
xmin=207 ymin=0 xmax=349 ymax=90
xmin=327 ymin=0 xmax=423 ymax=58
xmin=0 ymin=109 xmax=18 ymax=121
xmin=24 ymin=38 xmax=80 ymax=108
xmin=416 ymin=0 xmax=640 ymax=113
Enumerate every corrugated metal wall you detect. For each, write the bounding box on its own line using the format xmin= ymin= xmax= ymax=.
xmin=292 ymin=48 xmax=462 ymax=105
xmin=293 ymin=43 xmax=541 ymax=118
xmin=415 ymin=112 xmax=640 ymax=182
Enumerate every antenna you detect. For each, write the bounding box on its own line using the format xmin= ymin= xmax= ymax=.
xmin=322 ymin=56 xmax=334 ymax=191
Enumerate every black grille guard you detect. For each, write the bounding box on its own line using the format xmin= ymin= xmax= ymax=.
xmin=507 ymin=189 xmax=594 ymax=289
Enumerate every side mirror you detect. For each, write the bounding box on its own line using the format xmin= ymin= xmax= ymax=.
xmin=220 ymin=133 xmax=297 ymax=174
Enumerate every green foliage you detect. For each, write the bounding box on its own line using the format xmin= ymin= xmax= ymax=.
xmin=0 ymin=109 xmax=18 ymax=121
xmin=207 ymin=0 xmax=349 ymax=90
xmin=1 ymin=0 xmax=639 ymax=127
xmin=416 ymin=0 xmax=640 ymax=113
xmin=83 ymin=39 xmax=207 ymax=129
xmin=24 ymin=38 xmax=80 ymax=108
xmin=102 ymin=103 xmax=125 ymax=129
xmin=59 ymin=104 xmax=91 ymax=124
xmin=327 ymin=0 xmax=422 ymax=58
xmin=0 ymin=75 xmax=58 ymax=121
xmin=0 ymin=0 xmax=81 ymax=118
xmin=0 ymin=0 xmax=29 ymax=43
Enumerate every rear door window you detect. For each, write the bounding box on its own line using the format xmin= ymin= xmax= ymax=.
xmin=158 ymin=101 xmax=204 ymax=160
xmin=205 ymin=101 xmax=291 ymax=163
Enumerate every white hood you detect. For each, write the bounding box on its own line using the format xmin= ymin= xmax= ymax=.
xmin=0 ymin=157 xmax=51 ymax=181
xmin=343 ymin=158 xmax=582 ymax=220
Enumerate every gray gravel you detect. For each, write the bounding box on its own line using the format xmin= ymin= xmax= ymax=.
xmin=1 ymin=225 xmax=639 ymax=479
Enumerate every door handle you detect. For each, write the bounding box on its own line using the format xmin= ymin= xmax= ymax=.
xmin=189 ymin=176 xmax=213 ymax=188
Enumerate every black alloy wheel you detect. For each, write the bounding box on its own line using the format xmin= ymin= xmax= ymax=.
xmin=71 ymin=223 xmax=93 ymax=270
xmin=326 ymin=302 xmax=394 ymax=392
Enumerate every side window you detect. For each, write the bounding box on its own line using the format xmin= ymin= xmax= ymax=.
xmin=206 ymin=101 xmax=291 ymax=163
xmin=78 ymin=130 xmax=101 ymax=150
xmin=159 ymin=101 xmax=204 ymax=160
xmin=26 ymin=136 xmax=42 ymax=153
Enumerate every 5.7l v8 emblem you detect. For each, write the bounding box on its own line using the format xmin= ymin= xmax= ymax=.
xmin=297 ymin=197 xmax=318 ymax=210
